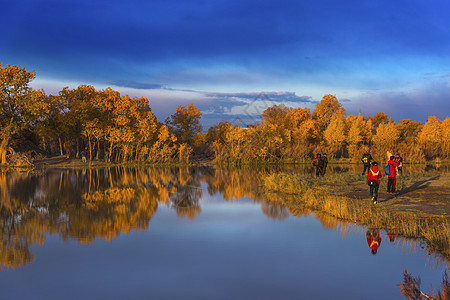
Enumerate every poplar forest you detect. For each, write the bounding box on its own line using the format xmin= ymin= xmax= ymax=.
xmin=1 ymin=64 xmax=449 ymax=166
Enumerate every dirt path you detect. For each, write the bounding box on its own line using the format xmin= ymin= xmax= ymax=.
xmin=344 ymin=175 xmax=450 ymax=219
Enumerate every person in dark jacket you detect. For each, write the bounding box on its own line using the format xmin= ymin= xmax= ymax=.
xmin=395 ymin=152 xmax=403 ymax=175
xmin=312 ymin=153 xmax=324 ymax=177
xmin=367 ymin=162 xmax=382 ymax=204
xmin=361 ymin=152 xmax=373 ymax=175
xmin=321 ymin=153 xmax=328 ymax=176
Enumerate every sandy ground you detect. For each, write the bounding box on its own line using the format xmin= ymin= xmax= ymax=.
xmin=345 ymin=175 xmax=450 ymax=219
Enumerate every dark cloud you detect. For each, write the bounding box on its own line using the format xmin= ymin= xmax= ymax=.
xmin=108 ymin=80 xmax=165 ymax=90
xmin=204 ymin=92 xmax=313 ymax=103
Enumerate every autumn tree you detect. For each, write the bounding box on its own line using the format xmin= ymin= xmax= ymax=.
xmin=261 ymin=104 xmax=291 ymax=127
xmin=418 ymin=116 xmax=442 ymax=159
xmin=59 ymin=85 xmax=98 ymax=157
xmin=441 ymin=117 xmax=450 ymax=158
xmin=346 ymin=114 xmax=372 ymax=160
xmin=372 ymin=120 xmax=400 ymax=160
xmin=0 ymin=64 xmax=48 ymax=164
xmin=165 ymin=103 xmax=203 ymax=146
xmin=369 ymin=112 xmax=390 ymax=134
xmin=323 ymin=115 xmax=346 ymax=158
xmin=313 ymin=94 xmax=346 ymax=133
xmin=36 ymin=94 xmax=69 ymax=156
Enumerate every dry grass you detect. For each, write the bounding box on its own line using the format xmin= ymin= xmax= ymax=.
xmin=263 ymin=173 xmax=450 ymax=260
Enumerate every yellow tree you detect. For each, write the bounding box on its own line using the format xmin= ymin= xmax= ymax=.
xmin=37 ymin=94 xmax=69 ymax=156
xmin=323 ymin=115 xmax=346 ymax=158
xmin=313 ymin=94 xmax=346 ymax=133
xmin=418 ymin=116 xmax=442 ymax=159
xmin=149 ymin=125 xmax=178 ymax=162
xmin=346 ymin=114 xmax=372 ymax=160
xmin=261 ymin=104 xmax=291 ymax=127
xmin=369 ymin=112 xmax=390 ymax=134
xmin=372 ymin=120 xmax=400 ymax=157
xmin=441 ymin=117 xmax=450 ymax=158
xmin=0 ymin=64 xmax=48 ymax=164
xmin=60 ymin=85 xmax=98 ymax=157
xmin=165 ymin=103 xmax=203 ymax=145
xmin=136 ymin=110 xmax=159 ymax=161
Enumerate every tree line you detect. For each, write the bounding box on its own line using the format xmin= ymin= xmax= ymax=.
xmin=1 ymin=63 xmax=449 ymax=165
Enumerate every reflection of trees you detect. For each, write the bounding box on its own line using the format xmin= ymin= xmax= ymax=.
xmin=10 ymin=165 xmax=446 ymax=270
xmin=0 ymin=170 xmax=44 ymax=270
xmin=202 ymin=168 xmax=263 ymax=202
xmin=261 ymin=201 xmax=289 ymax=221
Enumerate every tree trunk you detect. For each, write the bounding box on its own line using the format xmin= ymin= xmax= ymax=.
xmin=0 ymin=119 xmax=14 ymax=165
xmin=96 ymin=140 xmax=100 ymax=161
xmin=76 ymin=138 xmax=79 ymax=158
xmin=0 ymin=134 xmax=11 ymax=165
xmin=59 ymin=137 xmax=64 ymax=156
xmin=108 ymin=143 xmax=114 ymax=163
xmin=88 ymin=136 xmax=92 ymax=161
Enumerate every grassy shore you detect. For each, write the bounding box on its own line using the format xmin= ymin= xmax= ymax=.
xmin=262 ymin=172 xmax=450 ymax=260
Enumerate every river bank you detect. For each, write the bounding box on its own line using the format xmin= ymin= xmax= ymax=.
xmin=262 ymin=172 xmax=450 ymax=260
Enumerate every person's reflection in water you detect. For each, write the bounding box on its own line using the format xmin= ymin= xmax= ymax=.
xmin=387 ymin=230 xmax=397 ymax=243
xmin=366 ymin=229 xmax=382 ymax=255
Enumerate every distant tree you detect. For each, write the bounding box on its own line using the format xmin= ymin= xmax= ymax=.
xmin=373 ymin=120 xmax=400 ymax=151
xmin=441 ymin=117 xmax=450 ymax=158
xmin=369 ymin=112 xmax=390 ymax=134
xmin=418 ymin=116 xmax=442 ymax=159
xmin=0 ymin=64 xmax=48 ymax=164
xmin=313 ymin=94 xmax=346 ymax=133
xmin=165 ymin=103 xmax=202 ymax=145
xmin=261 ymin=104 xmax=291 ymax=127
xmin=324 ymin=115 xmax=346 ymax=158
xmin=397 ymin=119 xmax=423 ymax=144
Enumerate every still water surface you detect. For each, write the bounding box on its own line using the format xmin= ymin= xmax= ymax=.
xmin=0 ymin=166 xmax=448 ymax=299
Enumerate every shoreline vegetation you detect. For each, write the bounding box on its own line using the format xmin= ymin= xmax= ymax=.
xmin=262 ymin=172 xmax=450 ymax=260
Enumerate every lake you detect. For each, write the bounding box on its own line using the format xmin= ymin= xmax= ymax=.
xmin=0 ymin=166 xmax=448 ymax=299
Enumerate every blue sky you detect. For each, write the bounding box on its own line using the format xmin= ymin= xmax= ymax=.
xmin=2 ymin=0 xmax=450 ymax=128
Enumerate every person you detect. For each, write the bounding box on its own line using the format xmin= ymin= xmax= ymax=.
xmin=312 ymin=153 xmax=324 ymax=177
xmin=386 ymin=156 xmax=400 ymax=194
xmin=81 ymin=150 xmax=87 ymax=163
xmin=321 ymin=153 xmax=328 ymax=175
xmin=395 ymin=152 xmax=403 ymax=175
xmin=361 ymin=152 xmax=373 ymax=175
xmin=367 ymin=161 xmax=382 ymax=204
xmin=366 ymin=229 xmax=381 ymax=255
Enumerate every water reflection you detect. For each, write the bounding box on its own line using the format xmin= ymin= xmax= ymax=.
xmin=0 ymin=166 xmax=448 ymax=270
xmin=366 ymin=228 xmax=382 ymax=255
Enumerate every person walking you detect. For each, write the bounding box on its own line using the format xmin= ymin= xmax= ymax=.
xmin=367 ymin=162 xmax=382 ymax=204
xmin=361 ymin=152 xmax=373 ymax=175
xmin=386 ymin=156 xmax=400 ymax=194
xmin=81 ymin=150 xmax=87 ymax=163
xmin=321 ymin=153 xmax=328 ymax=176
xmin=312 ymin=153 xmax=324 ymax=177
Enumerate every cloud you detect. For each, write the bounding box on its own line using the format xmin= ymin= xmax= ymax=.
xmin=199 ymin=92 xmax=314 ymax=116
xmin=346 ymin=81 xmax=450 ymax=123
xmin=108 ymin=80 xmax=165 ymax=90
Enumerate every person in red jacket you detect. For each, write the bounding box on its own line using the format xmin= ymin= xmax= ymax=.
xmin=387 ymin=156 xmax=400 ymax=194
xmin=367 ymin=162 xmax=382 ymax=204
